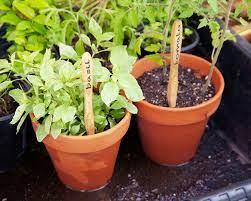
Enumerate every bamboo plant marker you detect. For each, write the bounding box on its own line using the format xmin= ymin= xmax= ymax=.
xmin=167 ymin=19 xmax=183 ymax=108
xmin=82 ymin=52 xmax=95 ymax=135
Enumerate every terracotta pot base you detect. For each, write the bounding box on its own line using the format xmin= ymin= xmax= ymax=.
xmin=30 ymin=112 xmax=131 ymax=191
xmin=158 ymin=161 xmax=190 ymax=167
xmin=66 ymin=180 xmax=110 ymax=192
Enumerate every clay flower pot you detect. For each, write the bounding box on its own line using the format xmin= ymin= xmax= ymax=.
xmin=31 ymin=112 xmax=131 ymax=191
xmin=132 ymin=53 xmax=224 ymax=166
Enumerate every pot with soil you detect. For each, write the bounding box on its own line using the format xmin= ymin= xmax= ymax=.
xmin=132 ymin=53 xmax=224 ymax=166
xmin=0 ymin=81 xmax=28 ymax=173
xmin=10 ymin=42 xmax=143 ymax=191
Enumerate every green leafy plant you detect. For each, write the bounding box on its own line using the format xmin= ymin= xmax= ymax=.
xmin=0 ymin=0 xmax=106 ymax=54
xmin=4 ymin=43 xmax=143 ymax=142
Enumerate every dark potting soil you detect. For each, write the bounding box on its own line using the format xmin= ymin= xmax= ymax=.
xmin=0 ymin=94 xmax=17 ymax=117
xmin=0 ymin=122 xmax=250 ymax=201
xmin=137 ymin=66 xmax=215 ymax=108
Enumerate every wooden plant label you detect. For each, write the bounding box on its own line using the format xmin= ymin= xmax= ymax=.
xmin=82 ymin=52 xmax=95 ymax=135
xmin=167 ymin=19 xmax=183 ymax=108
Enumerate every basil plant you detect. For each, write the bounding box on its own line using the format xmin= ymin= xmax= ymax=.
xmin=3 ymin=44 xmax=143 ymax=142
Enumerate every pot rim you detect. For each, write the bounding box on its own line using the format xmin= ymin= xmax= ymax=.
xmin=31 ymin=111 xmax=131 ymax=141
xmin=134 ymin=53 xmax=225 ymax=112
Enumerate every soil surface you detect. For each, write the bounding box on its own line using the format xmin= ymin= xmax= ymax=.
xmin=137 ymin=66 xmax=215 ymax=107
xmin=0 ymin=120 xmax=250 ymax=201
xmin=0 ymin=94 xmax=17 ymax=117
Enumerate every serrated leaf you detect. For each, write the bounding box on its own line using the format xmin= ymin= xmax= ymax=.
xmin=101 ymin=81 xmax=119 ymax=106
xmin=198 ymin=18 xmax=208 ymax=29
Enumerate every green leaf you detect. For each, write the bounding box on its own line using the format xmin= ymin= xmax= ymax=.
xmin=145 ymin=54 xmax=163 ymax=65
xmin=101 ymin=81 xmax=119 ymax=106
xmin=9 ymin=89 xmax=27 ymax=104
xmin=27 ymin=75 xmax=43 ymax=86
xmin=28 ymin=0 xmax=49 ymax=9
xmin=234 ymin=3 xmax=244 ymax=17
xmin=51 ymin=121 xmax=62 ymax=139
xmin=75 ymin=39 xmax=84 ymax=56
xmin=100 ymin=32 xmax=114 ymax=41
xmin=70 ymin=124 xmax=80 ymax=135
xmin=0 ymin=80 xmax=12 ymax=92
xmin=179 ymin=8 xmax=193 ymax=18
xmin=33 ymin=103 xmax=46 ymax=119
xmin=110 ymin=46 xmax=136 ymax=73
xmin=198 ymin=18 xmax=208 ymax=29
xmin=62 ymin=106 xmax=76 ymax=124
xmin=44 ymin=115 xmax=52 ymax=134
xmin=36 ymin=124 xmax=47 ymax=142
xmin=0 ymin=12 xmax=21 ymax=25
xmin=128 ymin=8 xmax=139 ymax=27
xmin=111 ymin=95 xmax=128 ymax=109
xmin=126 ymin=102 xmax=138 ymax=114
xmin=13 ymin=1 xmax=36 ymax=19
xmin=208 ymin=0 xmax=218 ymax=13
xmin=59 ymin=43 xmax=78 ymax=61
xmin=16 ymin=112 xmax=28 ymax=134
xmin=111 ymin=109 xmax=125 ymax=119
xmin=89 ymin=18 xmax=102 ymax=40
xmin=144 ymin=43 xmax=161 ymax=52
xmin=10 ymin=104 xmax=26 ymax=124
xmin=118 ymin=74 xmax=144 ymax=102
xmin=53 ymin=105 xmax=64 ymax=122
xmin=94 ymin=65 xmax=111 ymax=84
xmin=80 ymin=34 xmax=91 ymax=47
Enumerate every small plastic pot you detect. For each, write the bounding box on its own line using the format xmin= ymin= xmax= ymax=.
xmin=132 ymin=54 xmax=224 ymax=166
xmin=31 ymin=112 xmax=131 ymax=191
xmin=0 ymin=113 xmax=28 ymax=173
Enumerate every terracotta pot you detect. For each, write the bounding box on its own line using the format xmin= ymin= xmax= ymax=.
xmin=31 ymin=112 xmax=131 ymax=191
xmin=132 ymin=53 xmax=224 ymax=166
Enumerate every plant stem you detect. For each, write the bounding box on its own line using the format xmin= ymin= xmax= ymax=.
xmin=162 ymin=0 xmax=175 ymax=76
xmin=68 ymin=0 xmax=73 ymax=11
xmin=202 ymin=0 xmax=234 ymax=93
